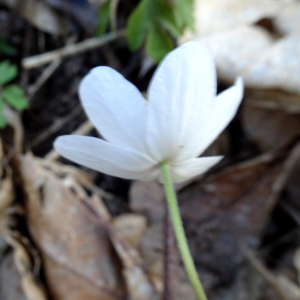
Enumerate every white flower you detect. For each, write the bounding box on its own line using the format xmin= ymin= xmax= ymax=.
xmin=54 ymin=41 xmax=243 ymax=183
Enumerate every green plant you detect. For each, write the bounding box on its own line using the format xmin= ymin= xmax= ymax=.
xmin=0 ymin=61 xmax=28 ymax=128
xmin=96 ymin=0 xmax=194 ymax=63
xmin=96 ymin=0 xmax=112 ymax=36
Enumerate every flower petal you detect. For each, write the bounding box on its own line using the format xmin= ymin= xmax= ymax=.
xmin=146 ymin=41 xmax=217 ymax=162
xmin=79 ymin=66 xmax=148 ymax=154
xmin=176 ymin=77 xmax=244 ymax=161
xmin=170 ymin=156 xmax=223 ymax=183
xmin=54 ymin=136 xmax=160 ymax=181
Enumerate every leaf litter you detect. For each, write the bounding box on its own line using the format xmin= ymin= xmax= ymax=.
xmin=1 ymin=1 xmax=300 ymax=300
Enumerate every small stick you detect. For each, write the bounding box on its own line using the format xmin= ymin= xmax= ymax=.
xmin=27 ymin=35 xmax=78 ymax=100
xmin=30 ymin=105 xmax=82 ymax=148
xmin=27 ymin=59 xmax=61 ymax=99
xmin=242 ymin=247 xmax=288 ymax=300
xmin=110 ymin=0 xmax=120 ymax=31
xmin=22 ymin=30 xmax=126 ymax=69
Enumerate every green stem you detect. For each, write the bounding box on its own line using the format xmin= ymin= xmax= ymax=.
xmin=159 ymin=162 xmax=208 ymax=300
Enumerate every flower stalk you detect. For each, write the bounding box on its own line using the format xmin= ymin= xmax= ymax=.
xmin=159 ymin=161 xmax=208 ymax=300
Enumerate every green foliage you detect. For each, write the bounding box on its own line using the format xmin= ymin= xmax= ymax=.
xmin=0 ymin=61 xmax=28 ymax=128
xmin=146 ymin=25 xmax=173 ymax=62
xmin=0 ymin=34 xmax=17 ymax=56
xmin=0 ymin=60 xmax=17 ymax=85
xmin=126 ymin=0 xmax=194 ymax=62
xmin=1 ymin=85 xmax=28 ymax=110
xmin=96 ymin=0 xmax=112 ymax=36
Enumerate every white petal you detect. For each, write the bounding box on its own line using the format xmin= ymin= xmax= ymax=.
xmin=170 ymin=156 xmax=223 ymax=183
xmin=176 ymin=77 xmax=244 ymax=161
xmin=54 ymin=136 xmax=160 ymax=181
xmin=146 ymin=41 xmax=217 ymax=162
xmin=79 ymin=66 xmax=148 ymax=153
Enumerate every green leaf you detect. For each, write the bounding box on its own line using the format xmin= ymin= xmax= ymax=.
xmin=146 ymin=25 xmax=174 ymax=62
xmin=0 ymin=98 xmax=6 ymax=128
xmin=156 ymin=0 xmax=182 ymax=37
xmin=159 ymin=13 xmax=181 ymax=37
xmin=0 ymin=61 xmax=18 ymax=85
xmin=175 ymin=0 xmax=194 ymax=30
xmin=126 ymin=0 xmax=194 ymax=61
xmin=2 ymin=85 xmax=28 ymax=110
xmin=96 ymin=0 xmax=111 ymax=36
xmin=126 ymin=0 xmax=150 ymax=51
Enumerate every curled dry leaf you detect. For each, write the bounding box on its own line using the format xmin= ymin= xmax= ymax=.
xmin=76 ymin=187 xmax=159 ymax=300
xmin=18 ymin=154 xmax=126 ymax=300
xmin=180 ymin=0 xmax=300 ymax=94
xmin=2 ymin=0 xmax=71 ymax=35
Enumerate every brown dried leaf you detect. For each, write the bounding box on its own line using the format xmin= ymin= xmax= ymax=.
xmin=244 ymin=89 xmax=300 ymax=114
xmin=79 ymin=191 xmax=159 ymax=300
xmin=178 ymin=152 xmax=292 ymax=294
xmin=130 ymin=181 xmax=165 ymax=223
xmin=0 ymin=168 xmax=14 ymax=214
xmin=130 ymin=151 xmax=294 ymax=298
xmin=112 ymin=214 xmax=147 ymax=249
xmin=180 ymin=0 xmax=300 ymax=94
xmin=18 ymin=154 xmax=126 ymax=300
xmin=2 ymin=0 xmax=71 ymax=35
xmin=242 ymin=103 xmax=300 ymax=152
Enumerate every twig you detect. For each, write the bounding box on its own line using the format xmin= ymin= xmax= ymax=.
xmin=270 ymin=140 xmax=300 ymax=202
xmin=27 ymin=35 xmax=78 ymax=100
xmin=27 ymin=59 xmax=61 ymax=100
xmin=242 ymin=246 xmax=289 ymax=300
xmin=22 ymin=30 xmax=126 ymax=69
xmin=30 ymin=105 xmax=82 ymax=148
xmin=45 ymin=120 xmax=94 ymax=161
xmin=20 ymin=24 xmax=33 ymax=88
xmin=110 ymin=0 xmax=120 ymax=32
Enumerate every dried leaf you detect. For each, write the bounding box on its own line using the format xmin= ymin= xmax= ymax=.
xmin=244 ymin=89 xmax=300 ymax=114
xmin=18 ymin=154 xmax=126 ymax=300
xmin=2 ymin=0 xmax=71 ymax=35
xmin=79 ymin=190 xmax=159 ymax=300
xmin=130 ymin=151 xmax=295 ymax=298
xmin=242 ymin=103 xmax=300 ymax=151
xmin=112 ymin=214 xmax=147 ymax=249
xmin=180 ymin=0 xmax=300 ymax=94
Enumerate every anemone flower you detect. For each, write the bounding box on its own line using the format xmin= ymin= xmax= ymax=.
xmin=54 ymin=41 xmax=243 ymax=184
xmin=54 ymin=41 xmax=244 ymax=300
